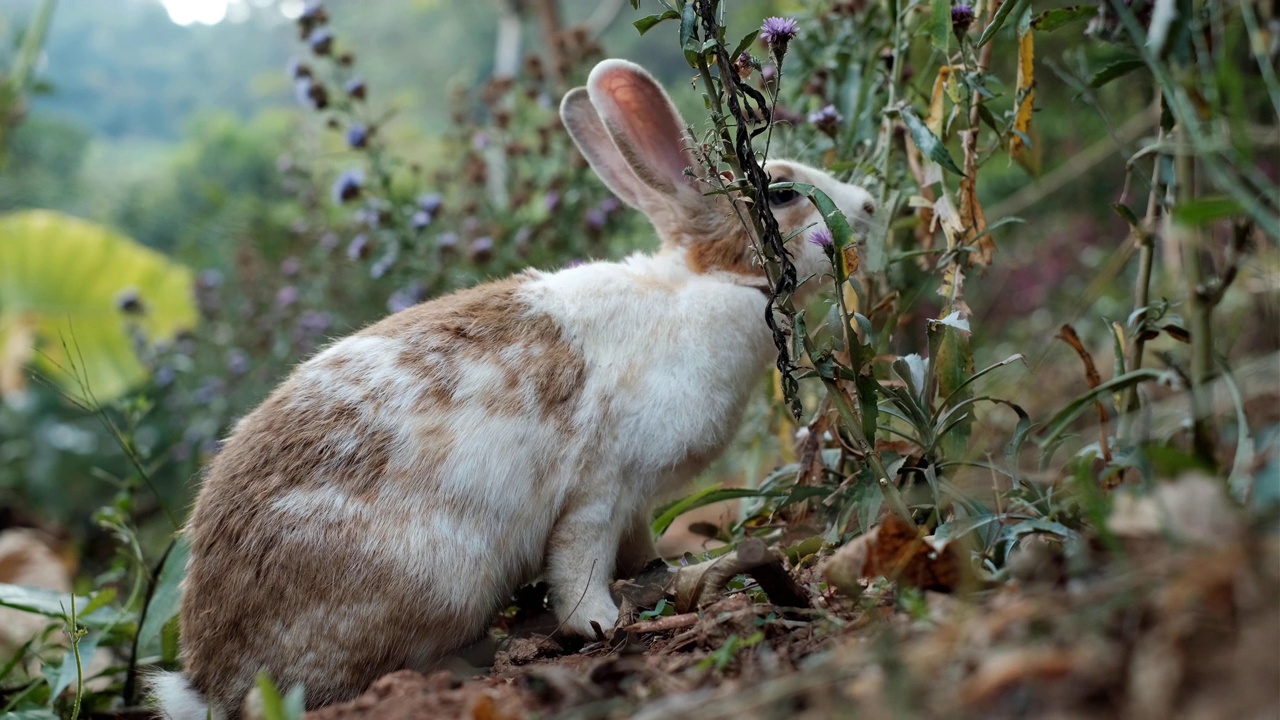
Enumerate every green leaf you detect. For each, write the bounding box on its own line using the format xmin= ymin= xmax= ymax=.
xmin=633 ymin=10 xmax=680 ymax=36
xmin=0 ymin=211 xmax=197 ymax=404
xmin=0 ymin=584 xmax=121 ymax=629
xmin=976 ymin=0 xmax=1031 ymax=46
xmin=1037 ymin=369 xmax=1167 ymax=450
xmin=1088 ymin=57 xmax=1145 ymax=88
xmin=0 ymin=711 xmax=61 ymax=720
xmin=137 ymin=535 xmax=191 ymax=659
xmin=257 ymin=673 xmax=306 ymax=720
xmin=51 ymin=632 xmax=98 ymax=702
xmin=933 ymin=512 xmax=1002 ymax=542
xmin=731 ymin=29 xmax=758 ymax=61
xmin=899 ymin=107 xmax=966 ymax=177
xmin=931 ymin=0 xmax=951 ymax=52
xmin=679 ymin=1 xmax=697 ymax=49
xmin=651 ymin=486 xmax=778 ymax=536
xmin=1032 ymin=5 xmax=1097 ymax=32
xmin=1172 ymin=196 xmax=1243 ymax=225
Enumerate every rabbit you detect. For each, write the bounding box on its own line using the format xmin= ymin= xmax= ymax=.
xmin=150 ymin=58 xmax=876 ymax=719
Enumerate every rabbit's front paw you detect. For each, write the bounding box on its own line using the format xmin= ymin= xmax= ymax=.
xmin=560 ymin=593 xmax=619 ymax=640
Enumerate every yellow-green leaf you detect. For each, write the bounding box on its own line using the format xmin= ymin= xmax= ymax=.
xmin=0 ymin=210 xmax=196 ymax=403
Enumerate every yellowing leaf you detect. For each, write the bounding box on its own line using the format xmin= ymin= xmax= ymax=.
xmin=926 ymin=66 xmax=953 ymax=136
xmin=1010 ymin=21 xmax=1037 ymax=167
xmin=0 ymin=210 xmax=197 ymax=403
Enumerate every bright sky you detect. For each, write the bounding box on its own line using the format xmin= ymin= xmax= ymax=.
xmin=158 ymin=0 xmax=279 ymax=26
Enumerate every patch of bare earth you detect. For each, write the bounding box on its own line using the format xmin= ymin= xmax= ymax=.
xmin=305 ymin=521 xmax=1280 ymax=720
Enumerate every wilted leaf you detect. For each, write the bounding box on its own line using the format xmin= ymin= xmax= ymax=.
xmin=822 ymin=512 xmax=973 ymax=594
xmin=925 ymin=66 xmax=953 ymax=135
xmin=0 ymin=210 xmax=196 ymax=403
xmin=1056 ymin=324 xmax=1112 ymax=462
xmin=1010 ymin=12 xmax=1037 ymax=168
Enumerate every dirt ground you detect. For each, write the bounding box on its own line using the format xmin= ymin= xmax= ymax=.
xmin=305 ymin=491 xmax=1280 ymax=720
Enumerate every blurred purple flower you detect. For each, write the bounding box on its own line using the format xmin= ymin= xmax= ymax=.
xmin=469 ymin=236 xmax=494 ymax=263
xmin=761 ymin=64 xmax=777 ymax=82
xmin=545 ymin=190 xmax=561 ymax=212
xmin=437 ymin=232 xmax=459 ymax=252
xmin=598 ymin=196 xmax=620 ymax=214
xmin=287 ymin=58 xmax=312 ymax=79
xmin=564 ymin=258 xmax=586 ymax=269
xmin=298 ymin=310 xmax=332 ymax=336
xmin=952 ymin=4 xmax=976 ymax=34
xmin=370 ymin=253 xmax=395 ymax=279
xmin=194 ymin=377 xmax=224 ymax=405
xmin=226 ymin=348 xmax=250 ymax=376
xmin=412 ymin=210 xmax=432 ymax=230
xmin=417 ymin=193 xmax=443 ymax=215
xmin=276 ymin=285 xmax=299 ymax=308
xmin=281 ymin=256 xmax=301 ymax=277
xmin=116 ymin=287 xmax=144 ymax=315
xmin=386 ymin=283 xmax=428 ymax=314
xmin=585 ymin=208 xmax=607 ymax=230
xmin=760 ymin=17 xmax=799 ymax=53
xmin=471 ymin=132 xmax=489 ymax=150
xmin=319 ymin=232 xmax=339 ymax=252
xmin=808 ymin=104 xmax=843 ymax=137
xmin=300 ymin=0 xmax=326 ymax=21
xmin=155 ymin=365 xmax=176 ymax=389
xmin=198 ymin=269 xmax=223 ymax=290
xmin=346 ymin=123 xmax=369 ymax=149
xmin=332 ymin=168 xmax=363 ymax=204
xmin=308 ymin=27 xmax=334 ymax=55
xmin=347 ymin=233 xmax=371 ymax=260
xmin=344 ymin=77 xmax=367 ymax=102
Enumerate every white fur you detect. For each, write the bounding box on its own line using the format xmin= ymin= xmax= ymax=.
xmin=150 ymin=671 xmax=216 ymax=720
xmin=156 ymin=59 xmax=876 ymax=718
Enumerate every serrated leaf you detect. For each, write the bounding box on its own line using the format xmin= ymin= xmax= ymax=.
xmin=1089 ymin=57 xmax=1145 ymax=88
xmin=633 ymin=10 xmax=680 ymax=36
xmin=1032 ymin=5 xmax=1097 ymax=32
xmin=899 ymin=107 xmax=966 ymax=176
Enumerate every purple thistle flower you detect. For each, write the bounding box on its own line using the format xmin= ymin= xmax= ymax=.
xmin=298 ymin=310 xmax=332 ymax=336
xmin=344 ymin=76 xmax=367 ymax=101
xmin=952 ymin=4 xmax=976 ymax=34
xmin=544 ymin=190 xmax=561 ymax=212
xmin=347 ymin=233 xmax=371 ymax=260
xmin=226 ymin=348 xmax=250 ymax=376
xmin=469 ymin=236 xmax=494 ymax=263
xmin=598 ymin=196 xmax=620 ymax=214
xmin=370 ymin=253 xmax=394 ymax=279
xmin=346 ymin=123 xmax=369 ymax=149
xmin=585 ymin=208 xmax=607 ymax=230
xmin=760 ymin=17 xmax=799 ymax=54
xmin=294 ymin=77 xmax=328 ymax=110
xmin=808 ymin=104 xmax=844 ymax=137
xmin=331 ymin=168 xmax=363 ymax=204
xmin=809 ymin=227 xmax=835 ymax=249
xmin=387 ymin=283 xmax=428 ymax=314
xmin=300 ymin=0 xmax=326 ymax=21
xmin=437 ymin=232 xmax=459 ymax=252
xmin=287 ymin=58 xmax=312 ymax=79
xmin=308 ymin=27 xmax=334 ymax=56
xmin=280 ymin=256 xmax=301 ymax=277
xmin=275 ymin=285 xmax=298 ymax=308
xmin=417 ymin=193 xmax=443 ymax=215
xmin=412 ymin=210 xmax=432 ymax=230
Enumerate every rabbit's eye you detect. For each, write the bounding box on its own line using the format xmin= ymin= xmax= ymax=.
xmin=767 ymin=185 xmax=800 ymax=206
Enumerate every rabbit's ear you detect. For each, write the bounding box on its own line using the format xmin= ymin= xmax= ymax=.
xmin=584 ymin=60 xmax=700 ymax=207
xmin=560 ymin=87 xmax=648 ymax=210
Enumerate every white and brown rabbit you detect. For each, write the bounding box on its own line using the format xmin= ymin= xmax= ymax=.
xmin=151 ymin=58 xmax=875 ymax=719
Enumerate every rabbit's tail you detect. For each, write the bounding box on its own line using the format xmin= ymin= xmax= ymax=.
xmin=149 ymin=670 xmax=214 ymax=720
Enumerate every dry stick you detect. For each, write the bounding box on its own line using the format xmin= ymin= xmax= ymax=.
xmin=623 ymin=612 xmax=701 ymax=634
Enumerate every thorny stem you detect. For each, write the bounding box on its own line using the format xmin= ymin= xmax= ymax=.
xmin=694 ymin=0 xmax=803 ymax=417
